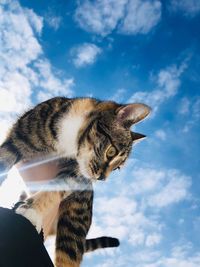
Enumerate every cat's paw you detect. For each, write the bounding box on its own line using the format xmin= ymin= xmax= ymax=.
xmin=16 ymin=207 xmax=42 ymax=233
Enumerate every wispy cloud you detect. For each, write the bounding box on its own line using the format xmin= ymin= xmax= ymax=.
xmin=170 ymin=0 xmax=200 ymax=18
xmin=44 ymin=7 xmax=62 ymax=30
xmin=155 ymin=129 xmax=166 ymax=141
xmin=179 ymin=97 xmax=200 ymax=133
xmin=179 ymin=97 xmax=191 ymax=115
xmin=0 ymin=1 xmax=42 ymax=113
xmin=89 ymin=194 xmax=163 ymax=247
xmin=71 ymin=43 xmax=102 ymax=68
xmin=142 ymin=244 xmax=200 ymax=267
xmin=145 ymin=233 xmax=162 ymax=247
xmin=131 ymin=166 xmax=191 ymax=207
xmin=75 ymin=0 xmax=127 ymax=36
xmin=84 ymin=235 xmax=200 ymax=267
xmin=45 ymin=15 xmax=62 ymax=30
xmin=86 ymin=161 xmax=192 ymax=267
xmin=148 ymin=170 xmax=191 ymax=207
xmin=75 ymin=0 xmax=162 ymax=36
xmin=119 ymin=0 xmax=161 ymax=35
xmin=34 ymin=59 xmax=74 ymax=101
xmin=111 ymin=88 xmax=127 ymax=102
xmin=130 ymin=61 xmax=188 ymax=112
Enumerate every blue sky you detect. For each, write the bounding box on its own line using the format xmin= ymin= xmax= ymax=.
xmin=0 ymin=0 xmax=200 ymax=266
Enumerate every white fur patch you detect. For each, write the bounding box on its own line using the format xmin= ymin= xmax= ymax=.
xmin=16 ymin=207 xmax=42 ymax=233
xmin=78 ymin=158 xmax=91 ymax=179
xmin=56 ymin=114 xmax=85 ymax=157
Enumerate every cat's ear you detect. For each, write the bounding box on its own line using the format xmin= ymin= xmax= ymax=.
xmin=131 ymin=132 xmax=146 ymax=143
xmin=116 ymin=103 xmax=151 ymax=127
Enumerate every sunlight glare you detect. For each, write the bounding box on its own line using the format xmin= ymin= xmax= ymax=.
xmin=0 ymin=167 xmax=27 ymax=208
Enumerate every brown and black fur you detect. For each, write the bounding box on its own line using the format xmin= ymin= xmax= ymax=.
xmin=53 ymin=159 xmax=119 ymax=267
xmin=0 ymin=97 xmax=151 ymax=266
xmin=56 ymin=190 xmax=118 ymax=267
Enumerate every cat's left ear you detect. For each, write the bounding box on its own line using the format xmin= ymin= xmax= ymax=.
xmin=131 ymin=132 xmax=146 ymax=143
xmin=116 ymin=103 xmax=151 ymax=127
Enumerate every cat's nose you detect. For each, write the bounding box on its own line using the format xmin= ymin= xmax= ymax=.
xmin=98 ymin=174 xmax=106 ymax=181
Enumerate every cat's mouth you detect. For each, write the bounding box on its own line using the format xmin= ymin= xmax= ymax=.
xmin=85 ymin=167 xmax=106 ymax=181
xmin=77 ymin=158 xmax=108 ymax=181
xmin=90 ymin=167 xmax=107 ymax=181
xmin=97 ymin=174 xmax=106 ymax=181
xmin=90 ymin=171 xmax=106 ymax=181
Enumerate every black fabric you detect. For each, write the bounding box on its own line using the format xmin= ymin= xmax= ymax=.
xmin=0 ymin=207 xmax=54 ymax=267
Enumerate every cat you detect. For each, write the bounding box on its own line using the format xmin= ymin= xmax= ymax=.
xmin=0 ymin=97 xmax=151 ymax=266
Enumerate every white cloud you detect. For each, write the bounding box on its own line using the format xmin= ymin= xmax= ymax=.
xmin=143 ymin=244 xmax=200 ymax=267
xmin=129 ymin=227 xmax=145 ymax=245
xmin=170 ymin=0 xmax=200 ymax=18
xmin=75 ymin=0 xmax=161 ymax=36
xmin=0 ymin=71 xmax=32 ymax=112
xmin=71 ymin=43 xmax=102 ymax=68
xmin=179 ymin=97 xmax=191 ymax=115
xmin=130 ymin=166 xmax=191 ymax=208
xmin=88 ymin=167 xmax=169 ymax=247
xmin=34 ymin=59 xmax=74 ymax=101
xmin=0 ymin=0 xmax=74 ymax=143
xmin=45 ymin=15 xmax=62 ymax=30
xmin=0 ymin=2 xmax=42 ymax=69
xmin=0 ymin=0 xmax=42 ymax=116
xmin=180 ymin=97 xmax=200 ymax=132
xmin=119 ymin=0 xmax=161 ymax=35
xmin=24 ymin=8 xmax=43 ymax=34
xmin=148 ymin=169 xmax=191 ymax=207
xmin=192 ymin=98 xmax=200 ymax=120
xmin=89 ymin=197 xmax=162 ymax=246
xmin=155 ymin=129 xmax=166 ymax=141
xmin=0 ymin=115 xmax=16 ymax=145
xmin=111 ymin=88 xmax=127 ymax=102
xmin=90 ymin=247 xmax=200 ymax=267
xmin=171 ymin=242 xmax=193 ymax=258
xmin=130 ymin=167 xmax=165 ymax=194
xmin=91 ymin=242 xmax=200 ymax=267
xmin=95 ymin=196 xmax=137 ymax=217
xmin=145 ymin=233 xmax=162 ymax=247
xmin=130 ymin=61 xmax=188 ymax=112
xmin=84 ymin=161 xmax=193 ymax=267
xmin=75 ymin=0 xmax=127 ymax=36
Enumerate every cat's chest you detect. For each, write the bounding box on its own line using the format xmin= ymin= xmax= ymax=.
xmin=56 ymin=113 xmax=85 ymax=157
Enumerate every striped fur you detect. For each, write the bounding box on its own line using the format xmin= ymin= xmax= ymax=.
xmin=85 ymin=237 xmax=119 ymax=252
xmin=55 ymin=159 xmax=120 ymax=266
xmin=0 ymin=97 xmax=151 ymax=266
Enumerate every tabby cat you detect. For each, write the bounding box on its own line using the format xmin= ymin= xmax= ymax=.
xmin=0 ymin=97 xmax=151 ymax=266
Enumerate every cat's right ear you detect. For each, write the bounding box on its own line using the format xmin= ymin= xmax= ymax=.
xmin=116 ymin=103 xmax=151 ymax=128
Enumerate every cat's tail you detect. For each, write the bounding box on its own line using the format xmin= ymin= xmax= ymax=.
xmin=0 ymin=141 xmax=21 ymax=185
xmin=85 ymin=236 xmax=120 ymax=252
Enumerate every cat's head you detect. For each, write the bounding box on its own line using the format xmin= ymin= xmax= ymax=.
xmin=77 ymin=102 xmax=151 ymax=181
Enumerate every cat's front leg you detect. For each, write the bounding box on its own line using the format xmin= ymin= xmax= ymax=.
xmin=15 ymin=191 xmax=65 ymax=233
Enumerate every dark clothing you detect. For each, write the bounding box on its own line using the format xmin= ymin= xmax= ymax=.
xmin=0 ymin=207 xmax=54 ymax=267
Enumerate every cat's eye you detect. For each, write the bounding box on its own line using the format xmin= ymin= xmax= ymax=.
xmin=106 ymin=146 xmax=117 ymax=159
